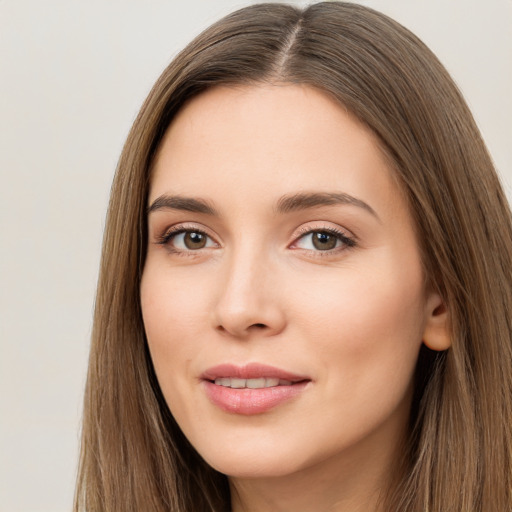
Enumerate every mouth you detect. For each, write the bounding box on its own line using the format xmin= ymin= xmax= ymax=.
xmin=200 ymin=363 xmax=311 ymax=415
xmin=213 ymin=377 xmax=294 ymax=388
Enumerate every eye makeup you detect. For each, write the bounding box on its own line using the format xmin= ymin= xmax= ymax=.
xmin=153 ymin=220 xmax=357 ymax=260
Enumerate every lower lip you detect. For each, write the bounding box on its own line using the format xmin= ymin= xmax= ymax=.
xmin=203 ymin=380 xmax=309 ymax=415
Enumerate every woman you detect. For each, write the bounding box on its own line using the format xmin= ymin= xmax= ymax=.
xmin=74 ymin=2 xmax=512 ymax=511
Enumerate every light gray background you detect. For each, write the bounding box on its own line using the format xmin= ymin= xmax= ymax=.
xmin=1 ymin=1 xmax=510 ymax=510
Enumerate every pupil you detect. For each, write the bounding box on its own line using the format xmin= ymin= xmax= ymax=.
xmin=313 ymin=231 xmax=336 ymax=250
xmin=185 ymin=232 xmax=206 ymax=249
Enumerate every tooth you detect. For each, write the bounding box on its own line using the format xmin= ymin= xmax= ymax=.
xmin=213 ymin=377 xmax=291 ymax=389
xmin=230 ymin=378 xmax=246 ymax=389
xmin=247 ymin=378 xmax=266 ymax=389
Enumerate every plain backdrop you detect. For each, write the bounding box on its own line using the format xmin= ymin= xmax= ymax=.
xmin=0 ymin=1 xmax=510 ymax=510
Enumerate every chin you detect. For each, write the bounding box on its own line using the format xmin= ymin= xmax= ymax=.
xmin=208 ymin=457 xmax=304 ymax=480
xmin=196 ymin=439 xmax=312 ymax=479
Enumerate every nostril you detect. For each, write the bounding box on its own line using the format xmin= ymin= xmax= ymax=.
xmin=252 ymin=323 xmax=266 ymax=329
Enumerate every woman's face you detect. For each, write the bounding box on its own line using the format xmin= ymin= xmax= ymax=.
xmin=141 ymin=84 xmax=443 ymax=480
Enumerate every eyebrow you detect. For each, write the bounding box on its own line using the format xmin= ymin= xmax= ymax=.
xmin=147 ymin=191 xmax=379 ymax=220
xmin=147 ymin=195 xmax=218 ymax=216
xmin=275 ymin=191 xmax=379 ymax=219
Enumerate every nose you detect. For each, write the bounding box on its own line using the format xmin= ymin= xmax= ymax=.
xmin=211 ymin=248 xmax=286 ymax=339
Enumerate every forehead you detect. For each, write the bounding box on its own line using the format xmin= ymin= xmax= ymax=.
xmin=149 ymin=84 xmax=404 ymax=221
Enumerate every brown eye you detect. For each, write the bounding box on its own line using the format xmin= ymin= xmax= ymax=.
xmin=184 ymin=231 xmax=207 ymax=249
xmin=293 ymin=227 xmax=355 ymax=253
xmin=160 ymin=229 xmax=217 ymax=251
xmin=311 ymin=231 xmax=338 ymax=250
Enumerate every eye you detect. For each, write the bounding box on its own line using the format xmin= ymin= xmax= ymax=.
xmin=293 ymin=228 xmax=355 ymax=252
xmin=172 ymin=230 xmax=214 ymax=250
xmin=157 ymin=227 xmax=217 ymax=251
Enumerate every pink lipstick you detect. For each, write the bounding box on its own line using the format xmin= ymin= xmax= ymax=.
xmin=201 ymin=363 xmax=310 ymax=415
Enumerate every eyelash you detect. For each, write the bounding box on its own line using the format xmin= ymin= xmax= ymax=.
xmin=155 ymin=224 xmax=356 ymax=258
xmin=155 ymin=225 xmax=214 ymax=257
xmin=293 ymin=226 xmax=356 ymax=257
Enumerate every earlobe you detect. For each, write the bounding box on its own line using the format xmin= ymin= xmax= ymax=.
xmin=422 ymin=293 xmax=451 ymax=351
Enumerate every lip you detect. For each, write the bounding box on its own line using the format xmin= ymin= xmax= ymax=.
xmin=201 ymin=363 xmax=309 ymax=382
xmin=201 ymin=363 xmax=311 ymax=415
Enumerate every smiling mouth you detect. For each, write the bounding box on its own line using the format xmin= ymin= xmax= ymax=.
xmin=201 ymin=364 xmax=311 ymax=415
xmin=213 ymin=377 xmax=293 ymax=388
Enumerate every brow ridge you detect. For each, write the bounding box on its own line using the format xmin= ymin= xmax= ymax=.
xmin=275 ymin=191 xmax=379 ymax=219
xmin=147 ymin=195 xmax=218 ymax=216
xmin=147 ymin=191 xmax=378 ymax=220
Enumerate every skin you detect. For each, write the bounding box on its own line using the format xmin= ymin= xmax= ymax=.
xmin=140 ymin=84 xmax=449 ymax=512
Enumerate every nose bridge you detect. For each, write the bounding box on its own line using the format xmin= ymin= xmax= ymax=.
xmin=212 ymin=240 xmax=284 ymax=338
xmin=223 ymin=245 xmax=263 ymax=300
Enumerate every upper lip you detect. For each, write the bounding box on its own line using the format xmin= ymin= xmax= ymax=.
xmin=201 ymin=363 xmax=310 ymax=383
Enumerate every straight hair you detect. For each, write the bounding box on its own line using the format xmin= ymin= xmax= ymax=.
xmin=75 ymin=3 xmax=512 ymax=511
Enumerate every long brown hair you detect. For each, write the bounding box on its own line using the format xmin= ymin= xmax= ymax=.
xmin=75 ymin=3 xmax=512 ymax=511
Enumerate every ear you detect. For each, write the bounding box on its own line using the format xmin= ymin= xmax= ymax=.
xmin=422 ymin=292 xmax=451 ymax=351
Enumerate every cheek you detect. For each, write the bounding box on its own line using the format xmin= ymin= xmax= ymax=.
xmin=141 ymin=266 xmax=204 ymax=321
xmin=140 ymin=266 xmax=209 ymax=387
xmin=295 ymin=256 xmax=425 ymax=340
xmin=291 ymin=253 xmax=426 ymax=402
xmin=141 ymin=257 xmax=215 ymax=328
